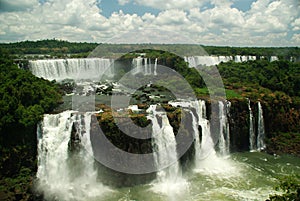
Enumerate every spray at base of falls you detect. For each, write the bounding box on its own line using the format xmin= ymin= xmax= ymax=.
xmin=147 ymin=105 xmax=189 ymax=200
xmin=169 ymin=100 xmax=235 ymax=176
xmin=36 ymin=99 xmax=267 ymax=200
xmin=36 ymin=111 xmax=111 ymax=201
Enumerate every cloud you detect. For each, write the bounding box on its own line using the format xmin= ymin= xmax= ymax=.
xmin=292 ymin=18 xmax=300 ymax=31
xmin=292 ymin=34 xmax=300 ymax=44
xmin=118 ymin=0 xmax=130 ymax=6
xmin=0 ymin=0 xmax=39 ymax=12
xmin=0 ymin=0 xmax=299 ymax=46
xmin=131 ymin=0 xmax=207 ymax=10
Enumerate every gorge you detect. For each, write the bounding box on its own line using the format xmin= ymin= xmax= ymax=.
xmin=26 ymin=54 xmax=300 ymax=201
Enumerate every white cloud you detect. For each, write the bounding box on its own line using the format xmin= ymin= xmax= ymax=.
xmin=244 ymin=0 xmax=299 ymax=33
xmin=156 ymin=10 xmax=189 ymax=25
xmin=118 ymin=0 xmax=130 ymax=6
xmin=131 ymin=0 xmax=207 ymax=10
xmin=0 ymin=0 xmax=299 ymax=46
xmin=292 ymin=18 xmax=300 ymax=31
xmin=292 ymin=34 xmax=300 ymax=44
xmin=0 ymin=0 xmax=39 ymax=12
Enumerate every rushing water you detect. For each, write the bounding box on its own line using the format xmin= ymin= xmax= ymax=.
xmin=248 ymin=99 xmax=256 ymax=151
xmin=36 ymin=105 xmax=299 ymax=201
xmin=101 ymin=152 xmax=300 ymax=201
xmin=32 ymin=57 xmax=296 ymax=201
xmin=257 ymin=102 xmax=266 ymax=151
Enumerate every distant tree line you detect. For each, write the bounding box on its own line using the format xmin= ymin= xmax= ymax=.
xmin=1 ymin=39 xmax=299 ymax=60
xmin=0 ymin=39 xmax=98 ymax=55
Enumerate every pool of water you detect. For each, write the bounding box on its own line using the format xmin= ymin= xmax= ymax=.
xmin=96 ymin=152 xmax=299 ymax=201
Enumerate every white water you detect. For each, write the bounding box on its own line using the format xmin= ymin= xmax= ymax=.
xmin=184 ymin=56 xmax=232 ymax=67
xmin=248 ymin=99 xmax=256 ymax=151
xmin=186 ymin=100 xmax=239 ymax=179
xmin=218 ymin=101 xmax=231 ymax=156
xmin=34 ymin=101 xmax=297 ymax=201
xmin=147 ymin=105 xmax=188 ymax=200
xmin=185 ymin=55 xmax=277 ymax=67
xmin=154 ymin=58 xmax=158 ymax=76
xmin=190 ymin=100 xmax=215 ymax=161
xmin=29 ymin=58 xmax=114 ymax=81
xmin=36 ymin=111 xmax=110 ymax=201
xmin=270 ymin=56 xmax=279 ymax=62
xmin=132 ymin=57 xmax=157 ymax=75
xmin=257 ymin=102 xmax=266 ymax=150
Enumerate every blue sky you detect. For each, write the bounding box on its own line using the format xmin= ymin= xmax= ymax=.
xmin=100 ymin=0 xmax=160 ymax=17
xmin=100 ymin=0 xmax=254 ymax=17
xmin=0 ymin=0 xmax=299 ymax=46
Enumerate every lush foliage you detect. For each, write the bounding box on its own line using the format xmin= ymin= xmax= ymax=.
xmin=0 ymin=49 xmax=62 ymax=200
xmin=204 ymin=46 xmax=300 ymax=59
xmin=0 ymin=49 xmax=62 ymax=138
xmin=1 ymin=40 xmax=299 ymax=60
xmin=218 ymin=60 xmax=300 ymax=97
xmin=0 ymin=39 xmax=98 ymax=56
xmin=268 ymin=175 xmax=300 ymax=201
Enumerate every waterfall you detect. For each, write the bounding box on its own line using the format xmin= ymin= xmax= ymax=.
xmin=184 ymin=55 xmax=261 ymax=67
xmin=257 ymin=102 xmax=266 ymax=150
xmin=218 ymin=101 xmax=230 ymax=156
xmin=29 ymin=58 xmax=114 ymax=81
xmin=184 ymin=55 xmax=232 ymax=67
xmin=36 ymin=111 xmax=110 ymax=200
xmin=234 ymin=55 xmax=242 ymax=63
xmin=270 ymin=56 xmax=279 ymax=62
xmin=147 ymin=105 xmax=188 ymax=199
xmin=132 ymin=57 xmax=157 ymax=75
xmin=154 ymin=58 xmax=158 ymax=76
xmin=190 ymin=100 xmax=214 ymax=160
xmin=132 ymin=56 xmax=143 ymax=74
xmin=147 ymin=105 xmax=181 ymax=182
xmin=248 ymin=99 xmax=256 ymax=151
xmin=183 ymin=100 xmax=237 ymax=176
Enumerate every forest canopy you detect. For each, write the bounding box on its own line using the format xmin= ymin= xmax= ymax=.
xmin=0 ymin=49 xmax=62 ymax=145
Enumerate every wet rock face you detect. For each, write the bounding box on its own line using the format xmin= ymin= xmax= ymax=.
xmin=228 ymin=99 xmax=250 ymax=152
xmin=68 ymin=122 xmax=82 ymax=153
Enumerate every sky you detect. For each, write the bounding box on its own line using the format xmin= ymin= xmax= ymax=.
xmin=0 ymin=0 xmax=299 ymax=46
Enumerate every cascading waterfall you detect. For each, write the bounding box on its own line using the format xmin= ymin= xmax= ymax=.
xmin=29 ymin=58 xmax=114 ymax=81
xmin=147 ymin=105 xmax=181 ymax=182
xmin=184 ymin=56 xmax=232 ymax=67
xmin=154 ymin=58 xmax=158 ymax=76
xmin=147 ymin=105 xmax=188 ymax=199
xmin=248 ymin=99 xmax=256 ymax=151
xmin=218 ymin=101 xmax=231 ymax=157
xmin=270 ymin=56 xmax=279 ymax=62
xmin=185 ymin=55 xmax=279 ymax=67
xmin=180 ymin=100 xmax=237 ymax=177
xmin=36 ymin=111 xmax=110 ymax=201
xmin=132 ymin=57 xmax=157 ymax=75
xmin=144 ymin=58 xmax=150 ymax=75
xmin=257 ymin=102 xmax=266 ymax=150
xmin=190 ymin=100 xmax=215 ymax=160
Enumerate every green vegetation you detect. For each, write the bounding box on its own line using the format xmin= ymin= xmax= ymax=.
xmin=0 ymin=40 xmax=299 ymax=199
xmin=0 ymin=39 xmax=98 ymax=58
xmin=1 ymin=39 xmax=299 ymax=60
xmin=204 ymin=46 xmax=300 ymax=59
xmin=266 ymin=132 xmax=300 ymax=157
xmin=0 ymin=48 xmax=62 ymax=200
xmin=268 ymin=175 xmax=300 ymax=201
xmin=217 ymin=60 xmax=300 ymax=98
